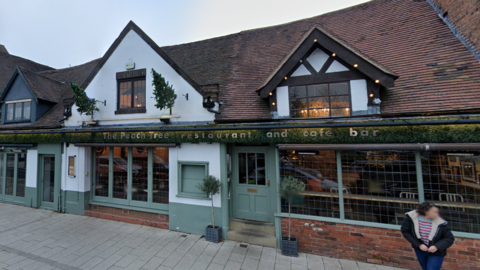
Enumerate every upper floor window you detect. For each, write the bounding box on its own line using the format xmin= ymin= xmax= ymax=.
xmin=6 ymin=100 xmax=31 ymax=123
xmin=289 ymin=82 xmax=351 ymax=118
xmin=118 ymin=78 xmax=146 ymax=110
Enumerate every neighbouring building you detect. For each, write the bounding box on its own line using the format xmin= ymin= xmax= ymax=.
xmin=1 ymin=0 xmax=480 ymax=269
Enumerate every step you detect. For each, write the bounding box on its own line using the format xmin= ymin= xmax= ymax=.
xmin=85 ymin=209 xmax=169 ymax=230
xmin=227 ymin=230 xmax=277 ymax=248
xmin=229 ymin=219 xmax=275 ymax=236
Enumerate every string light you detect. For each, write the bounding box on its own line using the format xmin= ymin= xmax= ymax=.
xmin=353 ymin=64 xmax=358 ymax=68
xmin=375 ymin=79 xmax=380 ymax=83
xmin=284 ymin=77 xmax=288 ymax=80
xmin=332 ymin=53 xmax=336 ymax=57
xmin=272 ymin=102 xmax=276 ymax=106
xmin=369 ymin=93 xmax=374 ymax=98
xmin=269 ymin=92 xmax=273 ymax=96
xmin=314 ymin=39 xmax=317 ymax=42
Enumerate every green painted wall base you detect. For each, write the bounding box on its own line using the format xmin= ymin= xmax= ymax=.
xmin=64 ymin=190 xmax=90 ymax=215
xmin=169 ymin=202 xmax=222 ymax=237
xmin=24 ymin=186 xmax=38 ymax=208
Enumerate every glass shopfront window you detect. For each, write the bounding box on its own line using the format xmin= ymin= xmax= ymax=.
xmin=93 ymin=146 xmax=169 ymax=210
xmin=422 ymin=151 xmax=480 ymax=233
xmin=279 ymin=149 xmax=480 ymax=235
xmin=0 ymin=152 xmax=27 ymax=200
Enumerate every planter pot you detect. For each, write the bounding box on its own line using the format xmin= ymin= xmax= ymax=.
xmin=205 ymin=225 xmax=222 ymax=243
xmin=281 ymin=236 xmax=298 ymax=257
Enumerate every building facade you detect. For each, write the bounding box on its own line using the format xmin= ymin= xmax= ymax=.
xmin=1 ymin=0 xmax=480 ymax=269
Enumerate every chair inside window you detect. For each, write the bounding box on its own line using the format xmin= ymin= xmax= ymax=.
xmin=439 ymin=193 xmax=473 ymax=232
xmin=330 ymin=187 xmax=352 ymax=218
xmin=394 ymin=192 xmax=418 ymax=225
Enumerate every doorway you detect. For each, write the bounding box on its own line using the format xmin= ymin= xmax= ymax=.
xmin=39 ymin=155 xmax=56 ymax=209
xmin=232 ymin=146 xmax=276 ymax=223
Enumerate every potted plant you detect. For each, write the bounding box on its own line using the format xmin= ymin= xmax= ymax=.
xmin=278 ymin=176 xmax=305 ymax=257
xmin=196 ymin=175 xmax=222 ymax=243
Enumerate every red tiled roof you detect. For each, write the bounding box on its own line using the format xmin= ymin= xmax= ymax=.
xmin=163 ymin=0 xmax=480 ymax=120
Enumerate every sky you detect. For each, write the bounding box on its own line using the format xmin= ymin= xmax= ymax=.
xmin=0 ymin=0 xmax=370 ymax=69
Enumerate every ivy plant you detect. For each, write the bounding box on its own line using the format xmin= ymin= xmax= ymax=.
xmin=70 ymin=82 xmax=99 ymax=116
xmin=279 ymin=176 xmax=305 ymax=240
xmin=151 ymin=68 xmax=177 ymax=111
xmin=196 ymin=175 xmax=222 ymax=228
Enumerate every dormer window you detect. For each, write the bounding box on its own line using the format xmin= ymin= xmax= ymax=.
xmin=289 ymin=82 xmax=350 ymax=118
xmin=5 ymin=100 xmax=31 ymax=123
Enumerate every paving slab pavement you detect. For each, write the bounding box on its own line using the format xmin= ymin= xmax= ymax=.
xmin=0 ymin=204 xmax=410 ymax=270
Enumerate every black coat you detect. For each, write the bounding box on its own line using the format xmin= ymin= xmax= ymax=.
xmin=401 ymin=214 xmax=455 ymax=257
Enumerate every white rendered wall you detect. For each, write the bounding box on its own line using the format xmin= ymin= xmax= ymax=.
xmin=26 ymin=149 xmax=38 ymax=188
xmin=350 ymin=79 xmax=368 ymax=113
xmin=291 ymin=64 xmax=310 ymax=77
xmin=326 ymin=60 xmax=349 ymax=73
xmin=307 ymin=48 xmax=329 ymax=72
xmin=169 ymin=143 xmax=221 ymax=207
xmin=276 ymin=86 xmax=290 ymax=117
xmin=61 ymin=144 xmax=90 ymax=192
xmin=64 ymin=29 xmax=215 ymax=127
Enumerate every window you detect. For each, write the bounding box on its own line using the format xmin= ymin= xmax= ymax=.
xmin=177 ymin=161 xmax=208 ymax=199
xmin=0 ymin=152 xmax=27 ymax=198
xmin=279 ymin=149 xmax=480 ymax=235
xmin=93 ymin=147 xmax=169 ymax=209
xmin=118 ymin=78 xmax=146 ymax=112
xmin=289 ymin=82 xmax=350 ymax=118
xmin=5 ymin=101 xmax=31 ymax=122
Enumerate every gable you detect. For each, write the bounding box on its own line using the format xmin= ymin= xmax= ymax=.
xmin=3 ymin=74 xmax=35 ymax=102
xmin=81 ymin=21 xmax=201 ymax=95
xmin=257 ymin=27 xmax=398 ymax=98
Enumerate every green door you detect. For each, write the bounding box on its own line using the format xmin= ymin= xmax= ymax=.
xmin=39 ymin=155 xmax=56 ymax=209
xmin=233 ymin=147 xmax=274 ymax=222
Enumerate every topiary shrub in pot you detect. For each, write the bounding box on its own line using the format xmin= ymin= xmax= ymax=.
xmin=279 ymin=176 xmax=305 ymax=257
xmin=196 ymin=175 xmax=222 ymax=243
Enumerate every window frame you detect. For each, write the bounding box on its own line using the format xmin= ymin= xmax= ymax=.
xmin=177 ymin=161 xmax=209 ymax=199
xmin=91 ymin=147 xmax=169 ymax=211
xmin=116 ymin=77 xmax=147 ymax=114
xmin=0 ymin=151 xmax=27 ymax=202
xmin=4 ymin=100 xmax=32 ymax=123
xmin=276 ymin=149 xmax=480 ymax=239
xmin=288 ymin=82 xmax=352 ymax=118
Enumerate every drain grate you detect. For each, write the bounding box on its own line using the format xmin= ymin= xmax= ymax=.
xmin=239 ymin=243 xmax=248 ymax=248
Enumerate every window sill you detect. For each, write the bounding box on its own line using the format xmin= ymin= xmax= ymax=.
xmin=115 ymin=108 xmax=146 ymax=114
xmin=176 ymin=194 xmax=210 ymax=200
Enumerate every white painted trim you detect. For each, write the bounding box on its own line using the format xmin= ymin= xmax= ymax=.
xmin=5 ymin=99 xmax=32 ymax=104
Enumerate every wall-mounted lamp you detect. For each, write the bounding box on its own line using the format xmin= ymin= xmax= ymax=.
xmin=63 ymin=107 xmax=72 ymax=118
xmin=183 ymin=93 xmax=189 ymax=100
xmin=203 ymin=96 xmax=215 ymax=109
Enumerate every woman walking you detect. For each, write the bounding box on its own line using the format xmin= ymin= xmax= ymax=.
xmin=401 ymin=202 xmax=454 ymax=270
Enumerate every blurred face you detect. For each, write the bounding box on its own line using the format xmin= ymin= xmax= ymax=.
xmin=425 ymin=206 xmax=440 ymax=219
